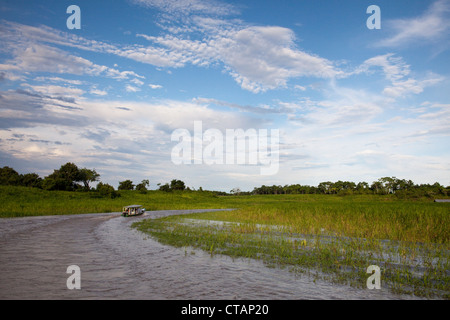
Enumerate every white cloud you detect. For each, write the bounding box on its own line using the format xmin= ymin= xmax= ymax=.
xmin=34 ymin=77 xmax=84 ymax=85
xmin=131 ymin=0 xmax=238 ymax=16
xmin=360 ymin=53 xmax=410 ymax=82
xmin=149 ymin=84 xmax=163 ymax=89
xmin=0 ymin=42 xmax=143 ymax=81
xmin=357 ymin=53 xmax=444 ymax=98
xmin=4 ymin=44 xmax=94 ymax=75
xmin=375 ymin=0 xmax=450 ymax=48
xmin=22 ymin=84 xmax=84 ymax=98
xmin=1 ymin=12 xmax=342 ymax=94
xmin=115 ymin=45 xmax=184 ymax=68
xmin=288 ymin=94 xmax=383 ymax=128
xmin=0 ymin=22 xmax=144 ymax=81
xmin=193 ymin=97 xmax=290 ymax=114
xmin=138 ymin=24 xmax=342 ymax=93
xmin=219 ymin=26 xmax=341 ymax=92
xmin=0 ymin=92 xmax=264 ymax=179
xmin=125 ymin=85 xmax=141 ymax=92
xmin=383 ymin=76 xmax=444 ymax=98
xmin=90 ymin=88 xmax=108 ymax=96
xmin=0 ymin=70 xmax=25 ymax=81
xmin=131 ymin=78 xmax=144 ymax=86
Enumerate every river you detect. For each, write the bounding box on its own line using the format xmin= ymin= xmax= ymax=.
xmin=0 ymin=210 xmax=422 ymax=300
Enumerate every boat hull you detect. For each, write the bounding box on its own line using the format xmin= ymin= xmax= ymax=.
xmin=122 ymin=211 xmax=144 ymax=217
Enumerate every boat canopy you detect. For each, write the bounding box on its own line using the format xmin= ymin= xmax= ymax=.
xmin=123 ymin=205 xmax=143 ymax=208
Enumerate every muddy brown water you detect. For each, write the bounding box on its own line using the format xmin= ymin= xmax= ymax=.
xmin=0 ymin=210 xmax=422 ymax=299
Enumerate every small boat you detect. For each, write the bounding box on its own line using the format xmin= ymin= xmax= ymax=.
xmin=122 ymin=205 xmax=145 ymax=217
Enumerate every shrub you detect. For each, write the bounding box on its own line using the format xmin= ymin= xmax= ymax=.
xmin=96 ymin=182 xmax=120 ymax=198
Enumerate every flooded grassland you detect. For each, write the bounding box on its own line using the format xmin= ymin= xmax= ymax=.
xmin=133 ymin=199 xmax=449 ymax=299
xmin=0 ymin=191 xmax=448 ymax=299
xmin=0 ymin=209 xmax=416 ymax=300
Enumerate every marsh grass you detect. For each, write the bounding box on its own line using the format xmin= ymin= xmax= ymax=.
xmin=132 ymin=195 xmax=449 ymax=299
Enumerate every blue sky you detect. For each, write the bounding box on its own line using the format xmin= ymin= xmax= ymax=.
xmin=0 ymin=0 xmax=449 ymax=191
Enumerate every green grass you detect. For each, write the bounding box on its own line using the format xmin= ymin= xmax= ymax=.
xmin=0 ymin=185 xmax=231 ymax=217
xmin=132 ymin=194 xmax=450 ymax=299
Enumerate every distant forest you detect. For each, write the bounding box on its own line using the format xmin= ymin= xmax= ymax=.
xmin=248 ymin=179 xmax=449 ymax=199
xmin=1 ymin=163 xmax=449 ymax=199
xmin=0 ymin=163 xmax=190 ymax=197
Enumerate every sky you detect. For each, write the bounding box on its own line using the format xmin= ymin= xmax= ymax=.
xmin=0 ymin=0 xmax=449 ymax=191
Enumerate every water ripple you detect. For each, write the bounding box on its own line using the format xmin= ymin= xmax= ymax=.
xmin=0 ymin=210 xmax=421 ymax=299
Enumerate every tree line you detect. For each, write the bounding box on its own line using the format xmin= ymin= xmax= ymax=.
xmin=0 ymin=163 xmax=188 ymax=197
xmin=0 ymin=163 xmax=120 ymax=198
xmin=1 ymin=164 xmax=448 ymax=199
xmin=117 ymin=179 xmax=186 ymax=192
xmin=250 ymin=177 xmax=449 ymax=199
xmin=0 ymin=163 xmax=99 ymax=190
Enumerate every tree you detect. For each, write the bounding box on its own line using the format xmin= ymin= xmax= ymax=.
xmin=159 ymin=183 xmax=171 ymax=192
xmin=342 ymin=181 xmax=356 ymax=190
xmin=78 ymin=168 xmax=100 ymax=190
xmin=0 ymin=166 xmax=21 ymax=185
xmin=42 ymin=162 xmax=82 ymax=191
xmin=170 ymin=179 xmax=186 ymax=191
xmin=318 ymin=181 xmax=333 ymax=194
xmin=21 ymin=173 xmax=43 ymax=188
xmin=118 ymin=179 xmax=134 ymax=190
xmin=136 ymin=179 xmax=150 ymax=193
xmin=230 ymin=187 xmax=241 ymax=195
xmin=378 ymin=177 xmax=395 ymax=194
xmin=370 ymin=181 xmax=383 ymax=194
xmin=356 ymin=181 xmax=369 ymax=193
xmin=96 ymin=182 xmax=120 ymax=198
